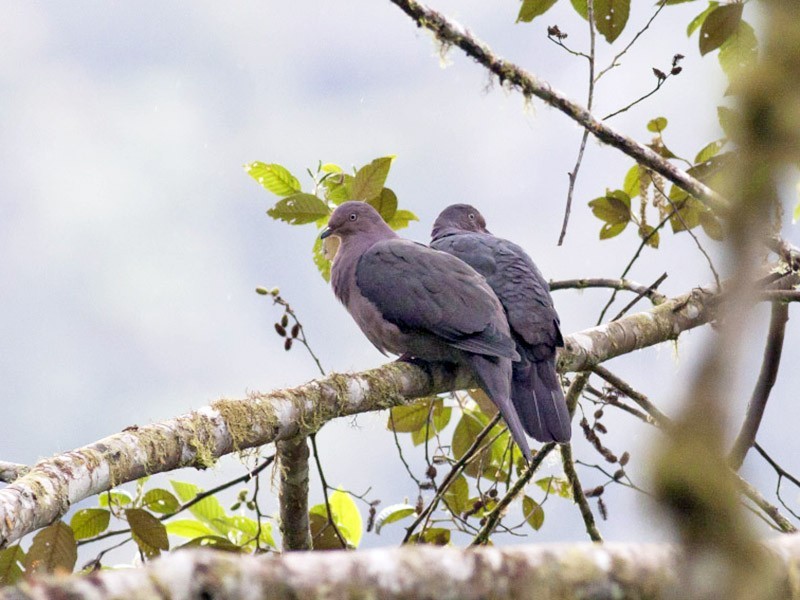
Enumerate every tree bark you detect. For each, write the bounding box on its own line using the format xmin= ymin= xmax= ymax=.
xmin=277 ymin=436 xmax=312 ymax=551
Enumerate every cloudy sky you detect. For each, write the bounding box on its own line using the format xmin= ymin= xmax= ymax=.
xmin=2 ymin=1 xmax=798 ymax=552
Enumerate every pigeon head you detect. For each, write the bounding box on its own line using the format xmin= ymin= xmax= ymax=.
xmin=431 ymin=203 xmax=490 ymax=240
xmin=320 ymin=201 xmax=394 ymax=242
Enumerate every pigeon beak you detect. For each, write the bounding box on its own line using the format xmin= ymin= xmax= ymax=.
xmin=320 ymin=227 xmax=332 ymax=239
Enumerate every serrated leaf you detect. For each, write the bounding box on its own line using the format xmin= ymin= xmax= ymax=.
xmin=594 ymin=0 xmax=630 ymax=44
xmin=170 ymin=480 xmax=227 ymax=534
xmin=367 ymin=187 xmax=398 ymax=222
xmin=329 ymin=489 xmax=363 ymax=548
xmin=375 ymin=504 xmax=417 ymax=534
xmin=143 ymin=489 xmax=181 ymax=514
xmin=571 ymin=0 xmax=588 ymax=20
xmin=386 ymin=209 xmax=419 ymax=231
xmin=126 ymin=508 xmax=169 ymax=558
xmin=24 ymin=522 xmax=77 ymax=575
xmin=647 ymin=117 xmax=668 ymax=133
xmin=246 ymin=162 xmax=301 ymax=197
xmin=640 ymin=224 xmax=660 ymax=248
xmin=443 ymin=474 xmax=470 ymax=515
xmin=517 ymin=0 xmax=558 ymax=23
xmin=588 ymin=191 xmax=631 ymax=224
xmin=699 ymin=3 xmax=743 ymax=56
xmin=267 ymin=193 xmax=330 ymax=225
xmin=309 ymin=512 xmax=346 ymax=550
xmin=719 ymin=20 xmax=757 ymax=79
xmin=351 ymin=157 xmax=394 ymax=201
xmin=98 ymin=490 xmax=133 ymax=508
xmin=699 ymin=211 xmax=724 ymax=240
xmin=535 ymin=476 xmax=573 ymax=499
xmin=70 ymin=508 xmax=111 ymax=540
xmin=523 ymin=496 xmax=545 ymax=530
xmin=687 ymin=2 xmax=719 ymax=37
xmin=177 ymin=535 xmax=242 ymax=553
xmin=165 ymin=519 xmax=215 ymax=539
xmin=410 ymin=527 xmax=451 ymax=545
xmin=694 ymin=139 xmax=726 ymax=164
xmin=313 ymin=236 xmax=332 ymax=282
xmin=0 ymin=545 xmax=25 ymax=586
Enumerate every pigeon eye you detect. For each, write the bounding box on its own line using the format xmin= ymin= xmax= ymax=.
xmin=468 ymin=213 xmax=475 ymax=220
xmin=349 ymin=213 xmax=357 ymax=221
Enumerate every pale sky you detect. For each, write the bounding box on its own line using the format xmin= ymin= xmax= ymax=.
xmin=2 ymin=1 xmax=798 ymax=553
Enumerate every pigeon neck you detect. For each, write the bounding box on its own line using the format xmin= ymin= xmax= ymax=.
xmin=430 ymin=226 xmax=462 ymax=242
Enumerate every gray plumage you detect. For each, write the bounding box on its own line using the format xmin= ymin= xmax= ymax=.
xmin=321 ymin=201 xmax=533 ymax=461
xmin=431 ymin=204 xmax=571 ymax=443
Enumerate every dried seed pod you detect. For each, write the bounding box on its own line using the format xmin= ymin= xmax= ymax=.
xmin=281 ymin=314 xmax=289 ymax=327
xmin=291 ymin=323 xmax=300 ymax=338
xmin=274 ymin=323 xmax=287 ymax=337
xmin=284 ymin=338 xmax=293 ymax=351
xmin=619 ymin=451 xmax=630 ymax=466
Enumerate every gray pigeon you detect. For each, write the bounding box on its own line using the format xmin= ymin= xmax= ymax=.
xmin=431 ymin=204 xmax=571 ymax=443
xmin=321 ymin=201 xmax=533 ymax=461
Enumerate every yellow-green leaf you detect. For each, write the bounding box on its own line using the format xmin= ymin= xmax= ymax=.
xmin=222 ymin=516 xmax=276 ymax=549
xmin=443 ymin=474 xmax=470 ymax=515
xmin=694 ymin=139 xmax=726 ymax=164
xmin=639 ymin=224 xmax=660 ymax=249
xmin=246 ymin=162 xmax=301 ymax=197
xmin=375 ymin=504 xmax=417 ymax=534
xmin=170 ymin=480 xmax=227 ymax=534
xmin=599 ymin=221 xmax=628 ymax=240
xmin=165 ymin=519 xmax=215 ymax=539
xmin=647 ymin=117 xmax=668 ymax=133
xmin=535 ymin=476 xmax=573 ymax=499
xmin=70 ymin=508 xmax=111 ymax=540
xmin=329 ymin=489 xmax=363 ymax=548
xmin=687 ymin=2 xmax=718 ymax=37
xmin=24 ymin=522 xmax=77 ymax=575
xmin=718 ymin=20 xmax=757 ymax=79
xmin=324 ymin=173 xmax=354 ymax=205
xmin=386 ymin=208 xmax=419 ymax=231
xmin=594 ymin=0 xmax=630 ymax=44
xmin=309 ymin=512 xmax=346 ymax=550
xmin=351 ymin=156 xmax=394 ymax=201
xmin=313 ymin=236 xmax=332 ymax=282
xmin=267 ymin=193 xmax=330 ymax=225
xmin=126 ymin=508 xmax=169 ymax=557
xmin=699 ymin=3 xmax=743 ymax=56
xmin=570 ymin=0 xmax=588 ymax=20
xmin=412 ymin=527 xmax=451 ymax=545
xmin=517 ymin=0 xmax=558 ymax=23
xmin=177 ymin=535 xmax=242 ymax=553
xmin=367 ymin=187 xmax=398 ymax=222
xmin=143 ymin=488 xmax=180 ymax=514
xmin=98 ymin=490 xmax=133 ymax=508
xmin=623 ymin=164 xmax=641 ymax=198
xmin=699 ymin=211 xmax=724 ymax=240
xmin=523 ymin=496 xmax=545 ymax=530
xmin=588 ymin=191 xmax=631 ymax=224
xmin=0 ymin=545 xmax=25 ymax=586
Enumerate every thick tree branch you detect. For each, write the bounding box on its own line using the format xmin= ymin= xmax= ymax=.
xmin=0 ymin=462 xmax=28 ymax=484
xmin=387 ymin=0 xmax=729 ymax=216
xmin=730 ymin=302 xmax=790 ymax=470
xmin=9 ymin=536 xmax=800 ymax=599
xmin=0 ymin=283 xmax=719 ymax=547
xmin=277 ymin=435 xmax=312 ymax=550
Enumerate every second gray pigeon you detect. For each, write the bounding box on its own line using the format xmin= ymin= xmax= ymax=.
xmin=321 ymin=201 xmax=534 ymax=461
xmin=431 ymin=204 xmax=571 ymax=443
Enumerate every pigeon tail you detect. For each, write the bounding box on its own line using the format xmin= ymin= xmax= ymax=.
xmin=511 ymin=358 xmax=571 ymax=443
xmin=469 ymin=353 xmax=533 ymax=462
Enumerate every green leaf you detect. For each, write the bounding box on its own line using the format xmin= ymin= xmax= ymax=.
xmin=599 ymin=221 xmax=628 ymax=240
xmin=267 ymin=193 xmax=330 ymax=225
xmin=313 ymin=236 xmax=332 ymax=282
xmin=24 ymin=522 xmax=77 ymax=575
xmin=0 ymin=545 xmax=25 ymax=586
xmin=351 ymin=156 xmax=394 ymax=201
xmin=694 ymin=139 xmax=726 ymax=164
xmin=523 ymin=496 xmax=545 ymax=530
xmin=126 ymin=508 xmax=169 ymax=558
xmin=649 ymin=138 xmax=677 ymax=159
xmin=793 ymin=198 xmax=800 ymax=225
xmin=443 ymin=474 xmax=470 ymax=515
xmin=170 ymin=480 xmax=227 ymax=534
xmin=666 ymin=0 xmax=699 ymax=4
xmin=367 ymin=187 xmax=398 ymax=222
xmin=699 ymin=211 xmax=724 ymax=240
xmin=246 ymin=162 xmax=301 ymax=197
xmin=570 ymin=0 xmax=588 ymax=20
xmin=386 ymin=209 xmax=419 ymax=231
xmin=165 ymin=519 xmax=215 ymax=539
xmin=517 ymin=0 xmax=558 ymax=23
xmin=221 ymin=515 xmax=276 ymax=549
xmin=70 ymin=508 xmax=111 ymax=540
xmin=410 ymin=527 xmax=451 ymax=545
xmin=329 ymin=489 xmax=363 ymax=548
xmin=687 ymin=2 xmax=719 ymax=37
xmin=639 ymin=224 xmax=660 ymax=248
xmin=699 ymin=3 xmax=743 ymax=56
xmin=588 ymin=191 xmax=631 ymax=224
xmin=594 ymin=0 xmax=630 ymax=44
xmin=320 ymin=163 xmax=342 ymax=174
xmin=375 ymin=504 xmax=417 ymax=534
xmin=177 ymin=535 xmax=242 ymax=552
xmin=143 ymin=489 xmax=181 ymax=514
xmin=718 ymin=20 xmax=757 ymax=79
xmin=324 ymin=173 xmax=354 ymax=205
xmin=647 ymin=117 xmax=668 ymax=133
xmin=388 ymin=399 xmax=436 ymax=433
xmin=670 ymin=195 xmax=703 ymax=232
xmin=309 ymin=512 xmax=347 ymax=550
xmin=411 ymin=401 xmax=452 ymax=446
xmin=535 ymin=476 xmax=573 ymax=499
xmin=452 ymin=410 xmax=510 ymax=478
xmin=623 ymin=164 xmax=641 ymax=198
xmin=98 ymin=490 xmax=133 ymax=508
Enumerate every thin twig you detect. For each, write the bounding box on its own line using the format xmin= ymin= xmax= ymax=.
xmin=562 ymin=443 xmax=602 ymax=541
xmin=550 ymin=278 xmax=667 ymax=303
xmin=603 ymin=77 xmax=669 ymax=121
xmin=558 ymin=0 xmax=595 ymax=246
xmin=730 ymin=302 xmax=790 ymax=469
xmin=609 ymin=272 xmax=668 ymax=322
xmin=309 ymin=433 xmax=348 ymax=549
